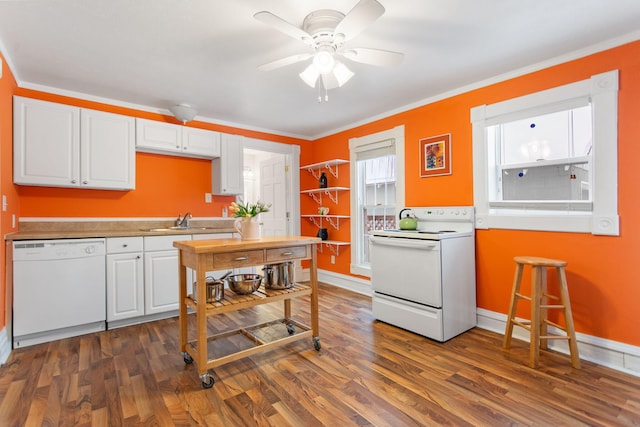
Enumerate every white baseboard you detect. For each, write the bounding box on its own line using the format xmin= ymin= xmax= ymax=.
xmin=476 ymin=308 xmax=640 ymax=377
xmin=308 ymin=268 xmax=640 ymax=377
xmin=0 ymin=327 xmax=11 ymax=365
xmin=317 ymin=269 xmax=372 ymax=296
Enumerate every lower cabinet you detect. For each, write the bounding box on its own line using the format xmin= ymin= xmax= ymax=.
xmin=107 ymin=233 xmax=242 ymax=326
xmin=106 ymin=237 xmax=144 ymax=322
xmin=144 ymin=235 xmax=190 ymax=315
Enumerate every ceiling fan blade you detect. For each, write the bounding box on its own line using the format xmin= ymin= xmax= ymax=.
xmin=334 ymin=0 xmax=385 ymax=41
xmin=341 ymin=48 xmax=404 ymax=67
xmin=254 ymin=11 xmax=313 ymax=44
xmin=258 ymin=53 xmax=313 ymax=71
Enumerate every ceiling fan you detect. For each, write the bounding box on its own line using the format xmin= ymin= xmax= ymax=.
xmin=254 ymin=0 xmax=403 ymax=99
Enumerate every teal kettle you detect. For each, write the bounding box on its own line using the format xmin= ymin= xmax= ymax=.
xmin=398 ymin=208 xmax=418 ymax=230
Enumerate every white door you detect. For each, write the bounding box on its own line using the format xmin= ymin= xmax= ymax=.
xmin=144 ymin=250 xmax=180 ymax=314
xmin=107 ymin=252 xmax=144 ymax=321
xmin=259 ymin=156 xmax=288 ymax=236
xmin=13 ymin=96 xmax=80 ymax=187
xmin=81 ymin=109 xmax=135 ymax=190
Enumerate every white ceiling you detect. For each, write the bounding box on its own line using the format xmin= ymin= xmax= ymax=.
xmin=1 ymin=1 xmax=640 ymax=140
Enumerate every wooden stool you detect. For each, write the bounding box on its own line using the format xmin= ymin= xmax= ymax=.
xmin=503 ymin=256 xmax=580 ymax=368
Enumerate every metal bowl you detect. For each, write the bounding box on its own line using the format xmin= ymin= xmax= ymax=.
xmin=227 ymin=274 xmax=262 ymax=295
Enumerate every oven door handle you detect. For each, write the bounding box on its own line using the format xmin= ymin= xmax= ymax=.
xmin=370 ymin=236 xmax=438 ymax=250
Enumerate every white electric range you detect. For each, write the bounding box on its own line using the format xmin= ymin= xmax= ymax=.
xmin=369 ymin=206 xmax=477 ymax=342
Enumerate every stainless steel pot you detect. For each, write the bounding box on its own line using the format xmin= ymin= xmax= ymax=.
xmin=193 ymin=276 xmax=224 ymax=303
xmin=262 ymin=261 xmax=294 ymax=289
xmin=192 ymin=271 xmax=231 ymax=303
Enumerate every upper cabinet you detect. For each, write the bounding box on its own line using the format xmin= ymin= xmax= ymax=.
xmin=212 ymin=133 xmax=244 ymax=195
xmin=13 ymin=96 xmax=136 ymax=190
xmin=136 ymin=118 xmax=220 ymax=159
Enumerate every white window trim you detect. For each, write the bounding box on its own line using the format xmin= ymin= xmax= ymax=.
xmin=349 ymin=125 xmax=405 ymax=277
xmin=471 ymin=70 xmax=619 ymax=236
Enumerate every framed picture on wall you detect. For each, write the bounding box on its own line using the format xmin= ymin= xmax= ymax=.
xmin=419 ymin=133 xmax=452 ymax=177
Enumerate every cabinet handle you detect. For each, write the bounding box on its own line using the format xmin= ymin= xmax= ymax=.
xmin=281 ymin=251 xmax=294 ymax=256
xmin=136 ymin=255 xmax=141 ymax=259
xmin=71 ymin=179 xmax=77 ymax=184
xmin=232 ymin=256 xmax=249 ymax=261
xmin=123 ymin=244 xmax=128 ymax=248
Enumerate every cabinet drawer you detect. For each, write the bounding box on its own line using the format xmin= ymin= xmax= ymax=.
xmin=107 ymin=236 xmax=143 ymax=253
xmin=144 ymin=234 xmax=190 ymax=251
xmin=266 ymin=245 xmax=308 ymax=262
xmin=213 ymin=250 xmax=264 ymax=268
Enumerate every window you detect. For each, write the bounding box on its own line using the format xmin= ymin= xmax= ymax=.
xmin=350 ymin=126 xmax=405 ymax=277
xmin=471 ymin=70 xmax=619 ymax=235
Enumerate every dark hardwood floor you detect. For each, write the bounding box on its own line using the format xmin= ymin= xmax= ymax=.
xmin=1 ymin=283 xmax=639 ymax=426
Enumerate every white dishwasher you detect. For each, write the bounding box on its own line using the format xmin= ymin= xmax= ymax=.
xmin=13 ymin=238 xmax=107 ymax=348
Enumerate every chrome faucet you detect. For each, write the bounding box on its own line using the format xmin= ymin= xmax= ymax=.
xmin=176 ymin=212 xmax=192 ymax=228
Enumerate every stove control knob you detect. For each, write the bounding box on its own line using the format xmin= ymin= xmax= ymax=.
xmin=438 ymin=209 xmax=445 ymax=215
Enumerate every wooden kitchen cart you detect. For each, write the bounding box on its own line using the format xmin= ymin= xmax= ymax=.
xmin=173 ymin=236 xmax=321 ymax=388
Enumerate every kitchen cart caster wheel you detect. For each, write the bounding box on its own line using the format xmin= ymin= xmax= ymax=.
xmin=313 ymin=337 xmax=321 ymax=351
xmin=183 ymin=352 xmax=193 ymax=364
xmin=286 ymin=323 xmax=295 ymax=335
xmin=201 ymin=374 xmax=214 ymax=389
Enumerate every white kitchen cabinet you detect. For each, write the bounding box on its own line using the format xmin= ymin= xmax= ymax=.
xmin=13 ymin=96 xmax=136 ymax=190
xmin=136 ymin=118 xmax=220 ymax=158
xmin=212 ymin=133 xmax=244 ymax=195
xmin=143 ymin=235 xmax=190 ymax=315
xmin=183 ymin=127 xmax=221 ymax=157
xmin=106 ymin=237 xmax=144 ymax=323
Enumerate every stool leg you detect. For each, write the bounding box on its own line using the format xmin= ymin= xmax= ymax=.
xmin=530 ymin=266 xmax=542 ymax=368
xmin=539 ymin=266 xmax=549 ymax=351
xmin=557 ymin=266 xmax=581 ymax=368
xmin=504 ymin=263 xmax=524 ymax=349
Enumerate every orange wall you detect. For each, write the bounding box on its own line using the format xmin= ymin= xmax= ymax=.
xmin=13 ymin=88 xmax=313 ymax=218
xmin=0 ymin=53 xmax=19 ymax=333
xmin=312 ymin=41 xmax=640 ymax=347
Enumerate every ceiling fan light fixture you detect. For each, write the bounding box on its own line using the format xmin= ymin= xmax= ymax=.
xmin=299 ymin=64 xmax=320 ymax=87
xmin=332 ymin=61 xmax=354 ymax=86
xmin=313 ymin=47 xmax=336 ymax=74
xmin=169 ymin=103 xmax=198 ymax=124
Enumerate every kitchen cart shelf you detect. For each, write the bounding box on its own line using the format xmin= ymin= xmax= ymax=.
xmin=174 ymin=236 xmax=321 ymax=388
xmin=301 ymin=187 xmax=349 ymax=204
xmin=301 ymin=159 xmax=348 ymax=179
xmin=301 ymin=214 xmax=350 ymax=230
xmin=185 ymin=283 xmax=311 ymax=314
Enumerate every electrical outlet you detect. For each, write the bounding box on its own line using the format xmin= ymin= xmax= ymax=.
xmin=2 ymin=195 xmax=7 ymax=212
xmin=12 ymin=214 xmax=16 ymax=228
xmin=331 ymin=255 xmax=336 ymax=264
xmin=205 ymin=193 xmax=212 ymax=203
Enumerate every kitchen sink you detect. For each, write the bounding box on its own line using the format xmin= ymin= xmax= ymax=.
xmin=141 ymin=226 xmax=217 ymax=232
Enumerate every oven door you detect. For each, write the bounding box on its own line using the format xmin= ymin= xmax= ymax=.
xmin=370 ymin=236 xmax=442 ymax=307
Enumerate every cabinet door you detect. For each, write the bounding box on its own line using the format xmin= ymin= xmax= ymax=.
xmin=106 ymin=252 xmax=144 ymax=322
xmin=81 ymin=109 xmax=136 ymax=190
xmin=136 ymin=118 xmax=182 ymax=153
xmin=182 ymin=127 xmax=221 ymax=158
xmin=13 ymin=96 xmax=80 ymax=187
xmin=144 ymin=249 xmax=180 ymax=314
xmin=212 ymin=133 xmax=244 ymax=195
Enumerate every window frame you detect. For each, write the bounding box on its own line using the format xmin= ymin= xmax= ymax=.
xmin=471 ymin=70 xmax=619 ymax=236
xmin=349 ymin=125 xmax=405 ymax=277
